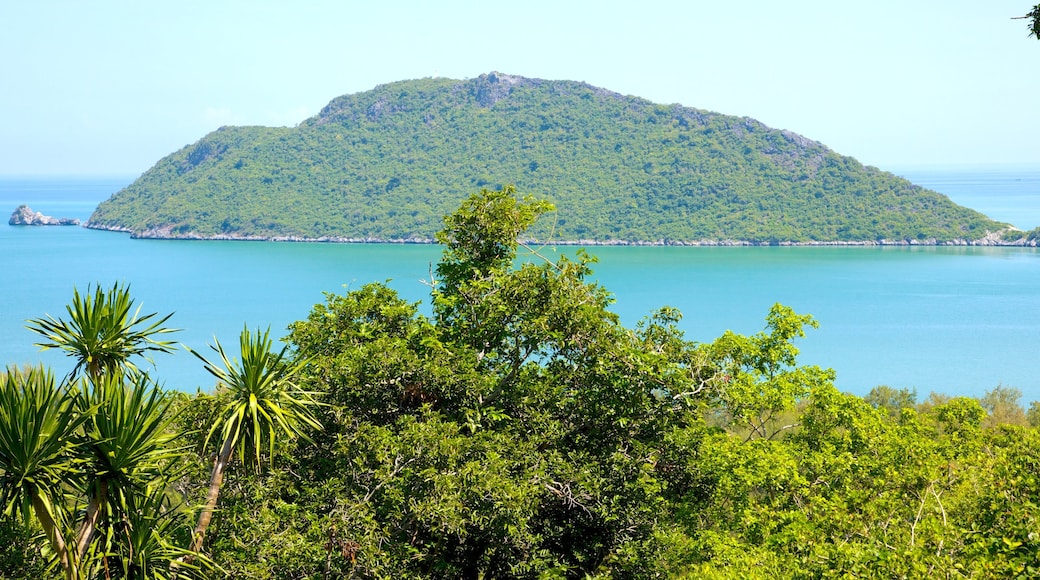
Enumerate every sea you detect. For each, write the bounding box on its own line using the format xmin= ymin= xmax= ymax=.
xmin=2 ymin=167 xmax=1039 ymax=402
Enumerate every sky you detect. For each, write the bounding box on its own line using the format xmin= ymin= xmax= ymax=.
xmin=1 ymin=0 xmax=1037 ymax=176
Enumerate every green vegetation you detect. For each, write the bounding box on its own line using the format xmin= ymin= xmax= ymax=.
xmin=4 ymin=284 xmax=208 ymax=579
xmin=183 ymin=327 xmax=322 ymax=565
xmin=88 ymin=73 xmax=1007 ymax=244
xmin=1004 ymin=225 xmax=1040 ymax=242
xmin=5 ymin=189 xmax=1040 ymax=578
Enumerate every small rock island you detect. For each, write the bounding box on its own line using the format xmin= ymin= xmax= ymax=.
xmin=9 ymin=205 xmax=80 ymax=226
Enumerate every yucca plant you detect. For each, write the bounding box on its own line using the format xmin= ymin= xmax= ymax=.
xmin=184 ymin=326 xmax=322 ymax=557
xmin=74 ymin=372 xmax=187 ymax=569
xmin=103 ymin=485 xmax=218 ymax=580
xmin=6 ymin=285 xmax=195 ymax=579
xmin=0 ymin=365 xmax=87 ymax=579
xmin=27 ymin=282 xmax=178 ymax=381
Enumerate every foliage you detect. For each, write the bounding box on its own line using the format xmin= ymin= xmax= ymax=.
xmin=1002 ymin=225 xmax=1040 ymax=242
xmin=1029 ymin=400 xmax=1040 ymax=427
xmin=26 ymin=282 xmax=178 ymax=381
xmin=1021 ymin=4 xmax=1040 ymax=38
xmin=0 ymin=515 xmax=48 ymax=578
xmin=7 ymin=188 xmax=1040 ymax=578
xmin=864 ymin=384 xmax=917 ymax=415
xmin=705 ymin=304 xmax=833 ymax=440
xmin=169 ymin=190 xmax=1040 ymax=577
xmin=0 ymin=368 xmax=204 ymax=579
xmin=0 ymin=364 xmax=86 ymax=574
xmin=189 ymin=327 xmax=322 ymax=470
xmin=182 ymin=326 xmax=323 ymax=567
xmin=87 ymin=73 xmax=1007 ymax=244
xmin=0 ymin=286 xmax=210 ymax=580
xmin=272 ymin=188 xmax=688 ymax=576
xmin=980 ymin=384 xmax=1028 ymax=427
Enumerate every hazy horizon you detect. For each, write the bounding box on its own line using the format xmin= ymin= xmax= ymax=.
xmin=2 ymin=1 xmax=1038 ymax=176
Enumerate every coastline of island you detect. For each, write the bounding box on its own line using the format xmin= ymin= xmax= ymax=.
xmin=82 ymin=222 xmax=1038 ymax=247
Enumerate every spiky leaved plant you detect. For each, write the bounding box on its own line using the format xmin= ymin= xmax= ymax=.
xmin=183 ymin=327 xmax=322 ymax=561
xmin=27 ymin=281 xmax=178 ymax=382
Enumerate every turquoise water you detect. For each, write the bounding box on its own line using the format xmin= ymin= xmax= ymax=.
xmin=2 ymin=173 xmax=1039 ymax=400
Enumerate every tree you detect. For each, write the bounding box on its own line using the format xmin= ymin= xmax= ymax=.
xmin=1028 ymin=400 xmax=1040 ymax=427
xmin=704 ymin=304 xmax=833 ymax=440
xmin=3 ymin=285 xmax=206 ymax=580
xmin=272 ymin=188 xmax=849 ymax=576
xmin=276 ymin=189 xmax=677 ymax=575
xmin=26 ymin=282 xmax=178 ymax=381
xmin=979 ymin=384 xmax=1027 ymax=427
xmin=1017 ymin=4 xmax=1040 ymax=38
xmin=0 ymin=365 xmax=87 ymax=578
xmin=864 ymin=385 xmax=917 ymax=417
xmin=0 ymin=366 xmax=194 ymax=579
xmin=73 ymin=371 xmax=188 ymax=575
xmin=184 ymin=327 xmax=322 ymax=560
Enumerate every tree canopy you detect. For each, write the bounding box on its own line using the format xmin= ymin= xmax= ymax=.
xmin=3 ymin=188 xmax=1040 ymax=578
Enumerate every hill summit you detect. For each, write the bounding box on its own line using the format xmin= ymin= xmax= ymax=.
xmin=87 ymin=72 xmax=1007 ymax=244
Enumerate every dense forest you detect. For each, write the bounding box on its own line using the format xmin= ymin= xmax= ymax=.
xmin=87 ymin=73 xmax=1011 ymax=244
xmin=4 ymin=190 xmax=1039 ymax=579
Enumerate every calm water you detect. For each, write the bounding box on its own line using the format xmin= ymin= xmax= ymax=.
xmin=2 ymin=170 xmax=1039 ymax=400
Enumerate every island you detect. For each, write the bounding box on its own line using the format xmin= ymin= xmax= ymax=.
xmin=87 ymin=72 xmax=1023 ymax=245
xmin=9 ymin=205 xmax=80 ymax=226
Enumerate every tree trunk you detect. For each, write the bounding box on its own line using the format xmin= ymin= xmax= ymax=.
xmin=32 ymin=491 xmax=77 ymax=580
xmin=76 ymin=479 xmax=106 ymax=561
xmin=188 ymin=434 xmax=235 ymax=556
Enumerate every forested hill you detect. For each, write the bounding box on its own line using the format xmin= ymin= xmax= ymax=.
xmin=87 ymin=72 xmax=1008 ymax=244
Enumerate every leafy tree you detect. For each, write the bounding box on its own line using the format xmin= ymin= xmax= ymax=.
xmin=271 ymin=187 xmax=839 ymax=577
xmin=704 ymin=304 xmax=833 ymax=440
xmin=864 ymin=384 xmax=917 ymax=416
xmin=979 ymin=384 xmax=1028 ymax=427
xmin=1028 ymin=400 xmax=1040 ymax=427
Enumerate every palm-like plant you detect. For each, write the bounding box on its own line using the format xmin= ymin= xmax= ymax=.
xmin=0 ymin=365 xmax=88 ymax=579
xmin=107 ymin=485 xmax=218 ymax=580
xmin=185 ymin=326 xmax=322 ymax=556
xmin=5 ymin=284 xmax=191 ymax=579
xmin=75 ymin=372 xmax=186 ymax=566
xmin=27 ymin=282 xmax=178 ymax=381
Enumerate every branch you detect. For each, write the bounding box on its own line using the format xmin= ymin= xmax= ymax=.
xmin=544 ymin=480 xmax=593 ymax=515
xmin=516 ymin=210 xmax=560 ymax=263
xmin=362 ymin=455 xmax=417 ymax=503
xmin=1012 ymin=5 xmax=1040 ymax=39
xmin=767 ymin=422 xmax=800 ymax=440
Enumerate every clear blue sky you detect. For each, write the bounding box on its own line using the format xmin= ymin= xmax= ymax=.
xmin=1 ymin=0 xmax=1037 ymax=176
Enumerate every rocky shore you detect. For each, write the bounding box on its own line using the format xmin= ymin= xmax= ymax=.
xmin=83 ymin=222 xmax=1039 ymax=247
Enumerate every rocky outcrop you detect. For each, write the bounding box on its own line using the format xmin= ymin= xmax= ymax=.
xmin=9 ymin=205 xmax=80 ymax=226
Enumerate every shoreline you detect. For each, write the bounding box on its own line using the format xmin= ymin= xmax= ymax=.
xmin=83 ymin=223 xmax=1039 ymax=247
